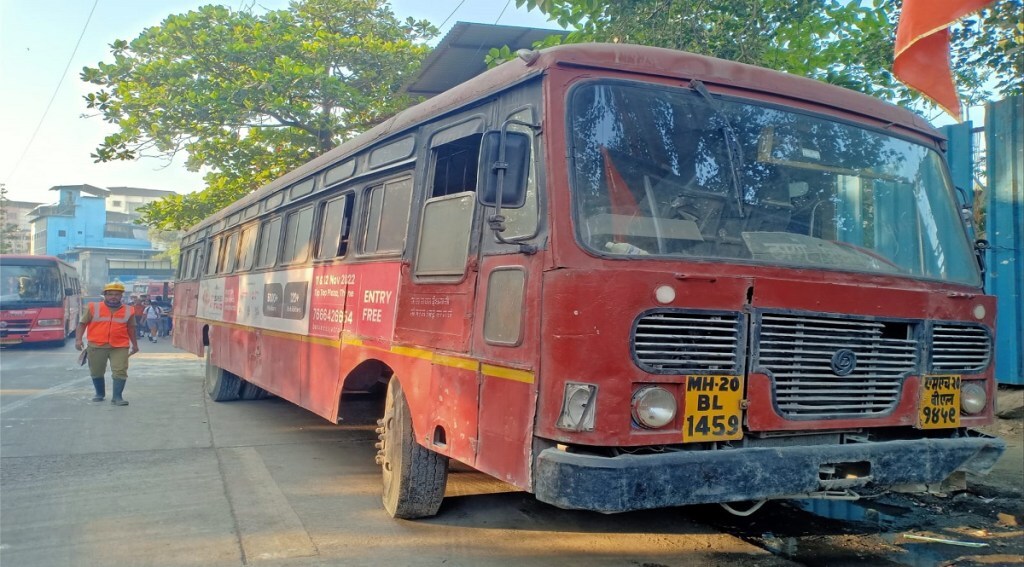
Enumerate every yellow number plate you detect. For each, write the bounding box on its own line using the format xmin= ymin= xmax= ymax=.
xmin=919 ymin=375 xmax=961 ymax=429
xmin=682 ymin=375 xmax=744 ymax=442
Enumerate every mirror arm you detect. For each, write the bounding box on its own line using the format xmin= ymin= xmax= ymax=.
xmin=974 ymin=238 xmax=989 ymax=282
xmin=487 ymin=118 xmax=539 ymax=254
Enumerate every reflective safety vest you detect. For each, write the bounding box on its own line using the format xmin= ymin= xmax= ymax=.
xmin=87 ymin=302 xmax=132 ymax=347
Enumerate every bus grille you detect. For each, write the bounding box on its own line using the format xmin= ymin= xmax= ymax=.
xmin=0 ymin=319 xmax=33 ymax=336
xmin=755 ymin=312 xmax=918 ymax=419
xmin=633 ymin=310 xmax=743 ymax=374
xmin=930 ymin=324 xmax=991 ymax=372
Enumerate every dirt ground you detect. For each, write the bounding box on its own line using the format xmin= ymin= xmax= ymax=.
xmin=704 ymin=386 xmax=1024 ymax=566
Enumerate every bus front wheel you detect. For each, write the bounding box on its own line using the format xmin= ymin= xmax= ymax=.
xmin=378 ymin=378 xmax=448 ymax=519
xmin=205 ymin=347 xmax=240 ymax=402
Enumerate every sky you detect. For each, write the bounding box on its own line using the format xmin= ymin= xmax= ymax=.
xmin=0 ymin=0 xmax=557 ymax=204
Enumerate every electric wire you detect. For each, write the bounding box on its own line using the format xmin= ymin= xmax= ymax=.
xmin=4 ymin=0 xmax=101 ymax=185
xmin=494 ymin=0 xmax=513 ymax=24
xmin=438 ymin=0 xmax=469 ymax=31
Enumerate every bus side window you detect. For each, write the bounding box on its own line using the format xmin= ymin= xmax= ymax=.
xmin=364 ymin=177 xmax=413 ymax=254
xmin=236 ymin=225 xmax=258 ymax=272
xmin=281 ymin=205 xmax=314 ymax=265
xmin=206 ymin=236 xmax=221 ymax=276
xmin=219 ymin=231 xmax=239 ymax=273
xmin=315 ymin=194 xmax=353 ymax=260
xmin=193 ymin=246 xmax=205 ymax=279
xmin=255 ymin=217 xmax=282 ymax=268
xmin=431 ymin=134 xmax=482 ymax=197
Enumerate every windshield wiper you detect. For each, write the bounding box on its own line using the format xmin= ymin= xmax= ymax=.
xmin=690 ymin=80 xmax=745 ymax=218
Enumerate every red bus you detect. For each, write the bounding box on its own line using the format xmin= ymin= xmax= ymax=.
xmin=0 ymin=255 xmax=82 ymax=347
xmin=132 ymin=281 xmax=174 ymax=301
xmin=174 ymin=44 xmax=1004 ymax=518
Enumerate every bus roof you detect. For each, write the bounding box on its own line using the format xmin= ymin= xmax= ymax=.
xmin=0 ymin=254 xmax=71 ymax=267
xmin=185 ymin=43 xmax=940 ymax=237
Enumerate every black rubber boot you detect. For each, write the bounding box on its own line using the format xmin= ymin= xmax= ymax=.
xmin=91 ymin=378 xmax=105 ymax=402
xmin=111 ymin=379 xmax=129 ymax=406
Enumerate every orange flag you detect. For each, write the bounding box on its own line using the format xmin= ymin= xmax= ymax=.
xmin=893 ymin=0 xmax=993 ymax=121
xmin=600 ymin=147 xmax=640 ymax=242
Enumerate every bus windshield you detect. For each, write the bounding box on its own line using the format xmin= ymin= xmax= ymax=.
xmin=569 ymin=81 xmax=980 ymax=286
xmin=0 ymin=264 xmax=64 ymax=307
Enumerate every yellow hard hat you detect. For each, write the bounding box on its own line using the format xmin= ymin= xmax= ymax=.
xmin=102 ymin=282 xmax=126 ymax=293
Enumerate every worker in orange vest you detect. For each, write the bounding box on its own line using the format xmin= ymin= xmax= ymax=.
xmin=75 ymin=282 xmax=140 ymax=406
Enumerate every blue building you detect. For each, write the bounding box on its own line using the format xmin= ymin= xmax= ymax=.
xmin=28 ymin=185 xmax=176 ymax=294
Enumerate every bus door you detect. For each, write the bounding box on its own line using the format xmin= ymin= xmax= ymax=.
xmin=469 ymin=107 xmax=544 ymax=488
xmin=395 ymin=116 xmax=491 ymax=466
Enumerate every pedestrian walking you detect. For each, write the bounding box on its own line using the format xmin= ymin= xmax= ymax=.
xmin=75 ymin=282 xmax=139 ymax=406
xmin=143 ymin=300 xmax=161 ymax=343
xmin=133 ymin=296 xmax=145 ymax=337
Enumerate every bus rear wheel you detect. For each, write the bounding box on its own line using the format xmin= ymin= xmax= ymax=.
xmin=377 ymin=378 xmax=448 ymax=519
xmin=205 ymin=347 xmax=240 ymax=402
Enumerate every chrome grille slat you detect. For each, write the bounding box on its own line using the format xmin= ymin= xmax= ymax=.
xmin=930 ymin=324 xmax=991 ymax=372
xmin=757 ymin=312 xmax=917 ymax=419
xmin=633 ymin=311 xmax=742 ymax=373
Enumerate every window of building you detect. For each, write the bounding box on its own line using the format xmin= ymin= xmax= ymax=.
xmin=58 ymin=230 xmax=67 ymax=237
xmin=112 ymin=200 xmax=122 ymax=207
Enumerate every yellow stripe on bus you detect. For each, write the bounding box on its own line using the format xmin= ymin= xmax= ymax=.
xmin=199 ymin=319 xmax=532 ymax=384
xmin=481 ymin=364 xmax=535 ymax=384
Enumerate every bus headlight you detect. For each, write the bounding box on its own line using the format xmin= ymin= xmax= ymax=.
xmin=631 ymin=386 xmax=677 ymax=429
xmin=557 ymin=383 xmax=597 ymax=431
xmin=36 ymin=319 xmax=62 ymax=327
xmin=961 ymin=383 xmax=987 ymax=415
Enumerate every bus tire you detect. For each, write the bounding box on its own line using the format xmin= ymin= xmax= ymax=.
xmin=239 ymin=381 xmax=267 ymax=400
xmin=379 ymin=378 xmax=448 ymax=519
xmin=205 ymin=348 xmax=240 ymax=402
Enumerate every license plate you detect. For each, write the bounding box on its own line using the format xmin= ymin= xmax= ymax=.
xmin=682 ymin=375 xmax=744 ymax=442
xmin=0 ymin=338 xmax=23 ymax=345
xmin=919 ymin=375 xmax=961 ymax=429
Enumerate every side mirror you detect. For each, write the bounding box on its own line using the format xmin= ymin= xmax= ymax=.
xmin=477 ymin=130 xmax=530 ymax=209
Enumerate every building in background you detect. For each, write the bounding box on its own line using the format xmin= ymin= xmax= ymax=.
xmin=27 ymin=184 xmax=175 ymax=294
xmin=0 ymin=198 xmax=43 ymax=254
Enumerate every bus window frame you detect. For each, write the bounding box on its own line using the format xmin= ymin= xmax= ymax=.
xmin=236 ymin=223 xmax=259 ymax=273
xmin=361 ymin=174 xmax=415 ymax=256
xmin=254 ymin=216 xmax=283 ymax=269
xmin=314 ymin=192 xmax=355 ymax=261
xmin=205 ymin=236 xmax=221 ymax=276
xmin=219 ymin=230 xmax=239 ymax=274
xmin=280 ymin=204 xmax=315 ymax=266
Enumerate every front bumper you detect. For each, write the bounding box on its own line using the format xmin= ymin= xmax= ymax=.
xmin=533 ymin=434 xmax=1005 ymax=513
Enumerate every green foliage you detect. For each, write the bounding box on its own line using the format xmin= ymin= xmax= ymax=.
xmin=512 ymin=0 xmax=1021 ymax=114
xmin=83 ymin=0 xmax=437 ymax=230
xmin=0 ymin=184 xmax=19 ymax=254
xmin=951 ymin=0 xmax=1024 ymax=99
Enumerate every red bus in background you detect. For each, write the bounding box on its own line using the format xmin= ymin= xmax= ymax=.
xmin=0 ymin=255 xmax=82 ymax=347
xmin=132 ymin=281 xmax=174 ymax=301
xmin=173 ymin=44 xmax=1004 ymax=519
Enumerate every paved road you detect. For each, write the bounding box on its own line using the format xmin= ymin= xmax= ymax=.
xmin=0 ymin=339 xmax=790 ymax=567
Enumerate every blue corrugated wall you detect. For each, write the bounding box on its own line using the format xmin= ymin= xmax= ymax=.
xmin=984 ymin=96 xmax=1023 ymax=385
